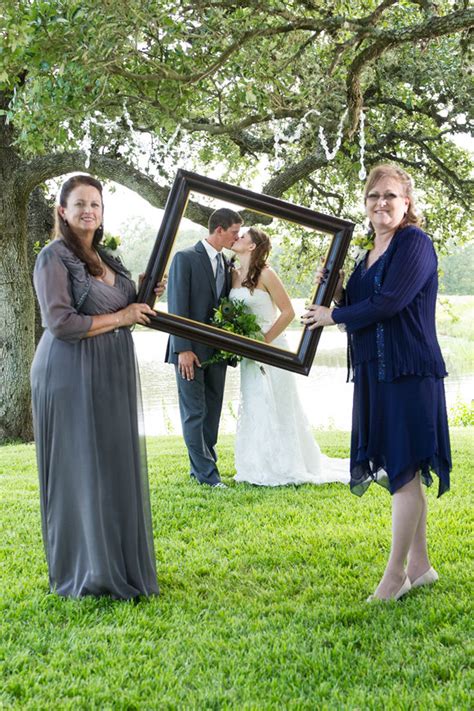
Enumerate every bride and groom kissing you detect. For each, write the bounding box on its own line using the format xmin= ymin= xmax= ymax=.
xmin=165 ymin=208 xmax=349 ymax=489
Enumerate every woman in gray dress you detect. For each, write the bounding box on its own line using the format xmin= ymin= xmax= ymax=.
xmin=31 ymin=174 xmax=160 ymax=599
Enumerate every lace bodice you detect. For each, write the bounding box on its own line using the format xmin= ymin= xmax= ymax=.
xmin=229 ymin=286 xmax=277 ymax=334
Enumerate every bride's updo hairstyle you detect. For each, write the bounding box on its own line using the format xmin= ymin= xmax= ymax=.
xmin=241 ymin=227 xmax=272 ymax=293
xmin=55 ymin=174 xmax=105 ymax=276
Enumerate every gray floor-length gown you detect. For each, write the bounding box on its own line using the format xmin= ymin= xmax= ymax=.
xmin=31 ymin=240 xmax=158 ymax=599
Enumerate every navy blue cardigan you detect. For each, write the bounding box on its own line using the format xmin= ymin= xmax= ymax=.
xmin=332 ymin=226 xmax=447 ymax=382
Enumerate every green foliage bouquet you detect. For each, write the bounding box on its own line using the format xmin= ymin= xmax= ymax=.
xmin=202 ymin=297 xmax=264 ymax=367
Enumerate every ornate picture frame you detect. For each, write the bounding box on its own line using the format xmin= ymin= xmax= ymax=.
xmin=138 ymin=169 xmax=354 ymax=375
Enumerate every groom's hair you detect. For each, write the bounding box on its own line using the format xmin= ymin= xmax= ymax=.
xmin=208 ymin=208 xmax=243 ymax=234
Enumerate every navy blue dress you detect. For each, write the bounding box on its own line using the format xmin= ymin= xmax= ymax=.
xmin=332 ymin=226 xmax=451 ymax=497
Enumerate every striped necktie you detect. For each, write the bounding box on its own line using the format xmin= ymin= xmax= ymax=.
xmin=215 ymin=253 xmax=225 ymax=295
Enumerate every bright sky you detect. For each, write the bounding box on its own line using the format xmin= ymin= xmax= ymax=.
xmin=103 ymin=183 xmax=163 ymax=234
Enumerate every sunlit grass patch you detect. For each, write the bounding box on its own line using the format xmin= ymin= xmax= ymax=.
xmin=1 ymin=430 xmax=472 ymax=709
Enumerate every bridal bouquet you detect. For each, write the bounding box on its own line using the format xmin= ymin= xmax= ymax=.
xmin=202 ymin=297 xmax=264 ymax=367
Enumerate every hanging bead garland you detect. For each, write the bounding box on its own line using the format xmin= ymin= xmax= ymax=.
xmin=164 ymin=123 xmax=181 ymax=152
xmin=271 ymin=109 xmax=321 ymax=169
xmin=271 ymin=107 xmax=352 ymax=169
xmin=291 ymin=109 xmax=322 ymax=143
xmin=272 ymin=120 xmax=285 ymax=171
xmin=82 ymin=117 xmax=92 ymax=169
xmin=358 ymin=108 xmax=366 ymax=180
xmin=79 ymin=103 xmax=366 ymax=181
xmin=318 ymin=108 xmax=348 ymax=161
xmin=122 ymin=102 xmax=134 ymax=133
xmin=269 ymin=106 xmax=369 ymax=181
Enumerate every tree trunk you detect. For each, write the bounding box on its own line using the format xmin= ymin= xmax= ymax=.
xmin=0 ymin=172 xmax=35 ymax=441
xmin=0 ymin=143 xmax=182 ymax=443
xmin=27 ymin=187 xmax=54 ymax=347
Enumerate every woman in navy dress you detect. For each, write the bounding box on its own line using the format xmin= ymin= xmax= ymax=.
xmin=304 ymin=164 xmax=451 ymax=601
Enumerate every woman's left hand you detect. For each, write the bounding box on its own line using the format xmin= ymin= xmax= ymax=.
xmin=301 ymin=304 xmax=335 ymax=330
xmin=137 ymin=274 xmax=167 ymax=299
xmin=154 ymin=277 xmax=167 ymax=299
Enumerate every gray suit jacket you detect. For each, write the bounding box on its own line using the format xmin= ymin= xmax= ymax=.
xmin=164 ymin=241 xmax=233 ymax=364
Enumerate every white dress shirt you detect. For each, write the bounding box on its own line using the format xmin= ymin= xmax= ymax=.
xmin=201 ymin=239 xmax=223 ymax=277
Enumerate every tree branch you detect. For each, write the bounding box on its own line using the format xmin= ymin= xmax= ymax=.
xmin=375 ymin=149 xmax=468 ymax=207
xmin=409 ymin=0 xmax=437 ymax=19
xmin=416 ymin=142 xmax=474 ymax=202
xmin=328 ymin=1 xmax=400 ymax=73
xmin=366 ymin=131 xmax=474 ymax=209
xmin=106 ymin=13 xmax=394 ymax=88
xmin=181 ymin=108 xmax=304 ymax=134
xmin=364 ymin=0 xmax=401 ymax=24
xmin=262 ymin=147 xmax=328 ymax=197
xmin=229 ymin=129 xmax=274 ymax=156
xmin=372 ymin=96 xmax=446 ymax=127
xmin=12 ymin=152 xmax=213 ymax=227
xmin=306 ymin=177 xmax=344 ymax=214
xmin=346 ymin=8 xmax=474 ymax=136
xmin=109 ymin=29 xmax=259 ymax=85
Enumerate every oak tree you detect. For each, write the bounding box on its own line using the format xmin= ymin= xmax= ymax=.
xmin=0 ymin=0 xmax=472 ymax=440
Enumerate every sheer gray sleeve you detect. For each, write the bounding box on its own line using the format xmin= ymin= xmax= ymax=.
xmin=33 ymin=248 xmax=93 ymax=342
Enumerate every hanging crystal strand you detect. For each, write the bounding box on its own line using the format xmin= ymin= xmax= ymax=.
xmin=318 ymin=108 xmax=348 ymax=161
xmin=293 ymin=108 xmax=321 ymax=142
xmin=61 ymin=120 xmax=75 ymax=143
xmin=283 ymin=108 xmax=322 ymax=147
xmin=358 ymin=108 xmax=367 ymax=180
xmin=122 ymin=101 xmax=134 ymax=132
xmin=165 ymin=123 xmax=181 ymax=152
xmin=272 ymin=120 xmax=285 ymax=170
xmin=243 ymin=108 xmax=323 ymax=170
xmin=122 ymin=101 xmax=137 ymax=160
xmin=82 ymin=117 xmax=92 ymax=169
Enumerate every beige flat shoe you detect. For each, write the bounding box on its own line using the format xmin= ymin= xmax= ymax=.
xmin=410 ymin=567 xmax=439 ymax=589
xmin=367 ymin=575 xmax=412 ymax=603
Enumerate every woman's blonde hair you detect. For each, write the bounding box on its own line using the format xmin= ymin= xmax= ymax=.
xmin=241 ymin=227 xmax=272 ymax=292
xmin=364 ymin=164 xmax=422 ymax=228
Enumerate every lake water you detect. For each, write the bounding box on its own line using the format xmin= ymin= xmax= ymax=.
xmin=133 ymin=327 xmax=473 ymax=436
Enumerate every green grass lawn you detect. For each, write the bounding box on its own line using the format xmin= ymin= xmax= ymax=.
xmin=1 ymin=430 xmax=473 ymax=710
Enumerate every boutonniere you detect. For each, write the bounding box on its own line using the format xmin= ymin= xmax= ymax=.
xmin=353 ymin=246 xmax=368 ymax=268
xmin=352 ymin=235 xmax=374 ymax=268
xmin=226 ymin=254 xmax=237 ymax=272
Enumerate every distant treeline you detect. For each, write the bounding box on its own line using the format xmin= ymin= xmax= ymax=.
xmin=439 ymin=243 xmax=474 ymax=296
xmin=114 ymin=216 xmax=473 ymax=297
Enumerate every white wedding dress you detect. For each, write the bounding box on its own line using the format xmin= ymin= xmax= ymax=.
xmin=229 ymin=287 xmax=350 ymax=486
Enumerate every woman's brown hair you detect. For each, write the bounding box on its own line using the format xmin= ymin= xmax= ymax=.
xmin=54 ymin=174 xmax=105 ymax=276
xmin=241 ymin=227 xmax=272 ymax=292
xmin=364 ymin=164 xmax=422 ymax=228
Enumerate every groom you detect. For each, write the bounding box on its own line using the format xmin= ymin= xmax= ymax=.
xmin=165 ymin=208 xmax=243 ymax=487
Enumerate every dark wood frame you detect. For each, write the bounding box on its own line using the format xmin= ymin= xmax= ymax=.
xmin=138 ymin=169 xmax=354 ymax=375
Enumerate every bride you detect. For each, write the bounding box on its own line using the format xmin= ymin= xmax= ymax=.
xmin=229 ymin=227 xmax=349 ymax=486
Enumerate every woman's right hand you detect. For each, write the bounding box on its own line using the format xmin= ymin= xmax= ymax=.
xmin=118 ymin=303 xmax=156 ymax=327
xmin=314 ymin=263 xmax=327 ymax=286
